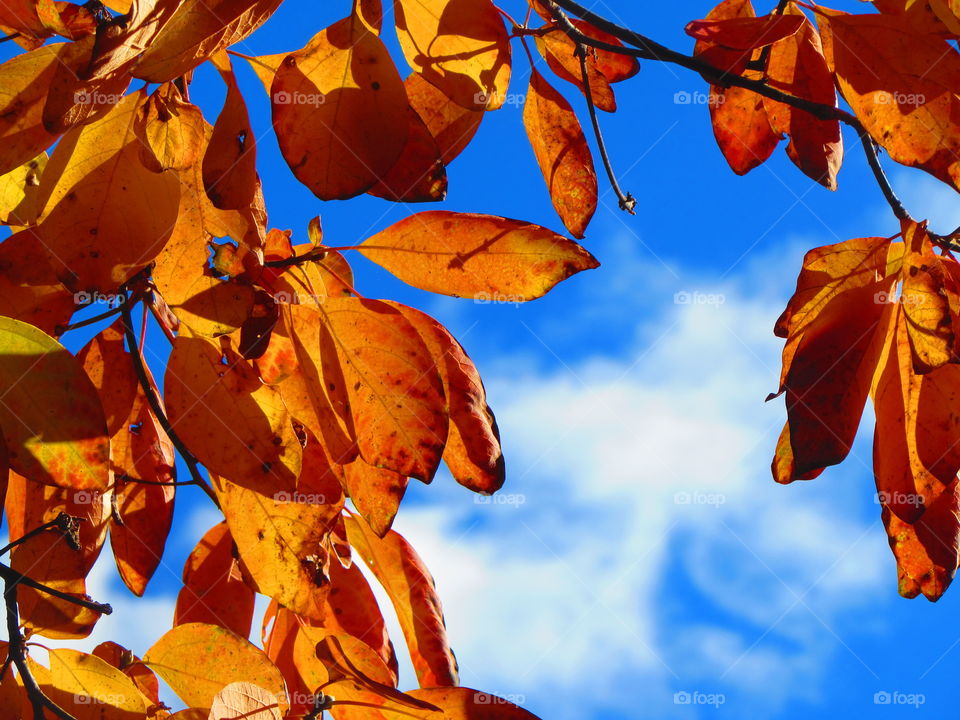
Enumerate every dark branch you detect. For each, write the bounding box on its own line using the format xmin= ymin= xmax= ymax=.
xmin=5 ymin=576 xmax=77 ymax=720
xmin=0 ymin=565 xmax=112 ymax=615
xmin=547 ymin=0 xmax=960 ymax=250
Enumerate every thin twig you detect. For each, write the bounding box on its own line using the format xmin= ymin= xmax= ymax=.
xmin=547 ymin=0 xmax=960 ymax=249
xmin=54 ymin=303 xmax=124 ymax=335
xmin=119 ymin=300 xmax=220 ymax=509
xmin=0 ymin=565 xmax=111 ymax=615
xmin=0 ymin=514 xmax=77 ymax=557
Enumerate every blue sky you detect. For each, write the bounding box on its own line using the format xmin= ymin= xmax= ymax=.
xmin=8 ymin=0 xmax=960 ymax=718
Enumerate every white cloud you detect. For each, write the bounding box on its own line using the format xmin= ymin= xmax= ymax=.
xmin=391 ymin=255 xmax=890 ymax=719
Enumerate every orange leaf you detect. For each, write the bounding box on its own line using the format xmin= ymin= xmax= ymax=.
xmin=132 ymin=0 xmax=284 ymax=82
xmin=212 ymin=466 xmax=342 ymax=622
xmin=271 ymin=15 xmax=409 ymax=200
xmin=819 ymin=11 xmax=960 ymax=190
xmin=174 ymin=522 xmax=256 ymax=638
xmin=346 ymin=515 xmax=459 ymax=687
xmin=143 ymin=622 xmax=287 ymax=711
xmin=204 ymin=53 xmax=259 ymax=211
xmin=341 ymin=457 xmax=409 ymax=537
xmin=164 ymin=333 xmax=301 ymax=491
xmin=0 ymin=317 xmax=109 ymax=491
xmin=404 ymin=72 xmax=483 ymax=165
xmin=387 ymin=302 xmax=504 ymax=494
xmin=35 ymin=90 xmax=182 ymax=293
xmin=762 ymin=4 xmax=843 ymax=189
xmin=318 ymin=297 xmax=448 ymax=482
xmin=134 ymin=84 xmax=205 ymax=172
xmin=359 ymin=211 xmax=599 ymax=301
xmin=695 ymin=0 xmax=780 ymax=175
xmin=0 ymin=229 xmax=75 ymax=336
xmin=6 ymin=471 xmax=109 ymax=638
xmin=685 ymin=13 xmax=804 ymax=49
xmin=883 ymin=478 xmax=960 ymax=600
xmin=523 ymin=69 xmax=598 ymax=239
xmin=367 ymin=105 xmax=447 ymax=203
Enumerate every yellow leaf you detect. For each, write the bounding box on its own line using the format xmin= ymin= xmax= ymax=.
xmin=0 ymin=316 xmax=109 ymax=490
xmin=210 ymin=682 xmax=283 ymax=720
xmin=45 ymin=649 xmax=146 ymax=719
xmin=394 ymin=0 xmax=511 ymax=109
xmin=143 ymin=622 xmax=288 ymax=711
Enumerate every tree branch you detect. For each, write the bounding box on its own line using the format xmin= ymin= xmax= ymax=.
xmin=0 ymin=565 xmax=112 ymax=615
xmin=546 ymin=0 xmax=960 ymax=249
xmin=4 ymin=577 xmax=77 ymax=720
xmin=119 ymin=300 xmax=220 ymax=509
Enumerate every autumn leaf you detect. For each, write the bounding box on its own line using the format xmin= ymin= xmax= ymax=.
xmin=762 ymin=4 xmax=843 ymax=189
xmin=394 ymin=0 xmax=511 ymax=110
xmin=135 ymin=83 xmax=206 ymax=173
xmin=272 ymin=15 xmax=410 ymax=200
xmin=684 ymin=13 xmax=803 ymax=48
xmin=210 ymin=682 xmax=283 ymax=720
xmin=523 ymin=68 xmax=598 ymax=238
xmin=819 ymin=11 xmax=960 ymax=191
xmin=164 ymin=333 xmax=301 ymax=491
xmin=883 ymin=478 xmax=960 ymax=601
xmin=0 ymin=152 xmax=47 ymax=225
xmin=404 ymin=72 xmax=483 ymax=165
xmin=0 ymin=316 xmax=110 ymax=490
xmin=386 ymin=302 xmax=504 ymax=494
xmin=694 ymin=0 xmax=780 ymax=175
xmin=132 ymin=0 xmax=284 ymax=82
xmin=318 ymin=297 xmax=448 ymax=482
xmin=6 ymin=471 xmax=110 ymax=638
xmin=772 ymin=236 xmax=898 ymax=481
xmin=174 ymin=522 xmax=256 ymax=638
xmin=44 ymin=648 xmax=147 ymax=718
xmin=143 ymin=622 xmax=287 ymax=711
xmin=35 ymin=90 xmax=181 ymax=293
xmin=359 ymin=211 xmax=599 ymax=301
xmin=204 ymin=52 xmax=259 ymax=211
xmin=0 ymin=43 xmax=62 ymax=176
xmin=367 ymin=105 xmax=448 ymax=203
xmin=341 ymin=457 xmax=409 ymax=537
xmin=0 ymin=229 xmax=76 ymax=336
xmin=346 ymin=515 xmax=459 ymax=687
